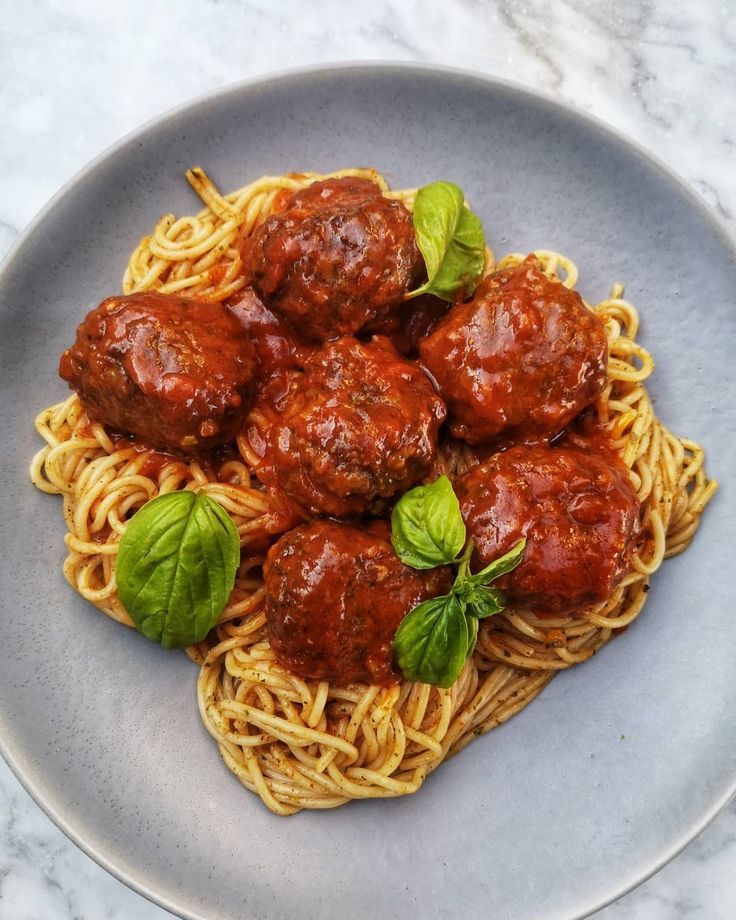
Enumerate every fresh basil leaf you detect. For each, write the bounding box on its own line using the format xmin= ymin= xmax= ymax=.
xmin=116 ymin=491 xmax=240 ymax=649
xmin=453 ymin=538 xmax=521 ymax=622
xmin=413 ymin=182 xmax=465 ymax=282
xmin=466 ymin=586 xmax=505 ymax=619
xmin=408 ymin=180 xmax=486 ymax=302
xmin=393 ymin=593 xmax=470 ymax=688
xmin=469 ymin=538 xmax=527 ymax=586
xmin=453 ymin=568 xmax=505 ymax=618
xmin=391 ymin=475 xmax=466 ymax=569
xmin=426 ymin=206 xmax=486 ymax=300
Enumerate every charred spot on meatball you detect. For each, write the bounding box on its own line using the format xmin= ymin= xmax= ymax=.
xmin=247 ymin=335 xmax=446 ymax=519
xmin=59 ymin=292 xmax=257 ymax=454
xmin=456 ymin=444 xmax=640 ymax=613
xmin=418 ymin=256 xmax=608 ymax=444
xmin=241 ymin=177 xmax=425 ymax=343
xmin=263 ymin=520 xmax=452 ymax=685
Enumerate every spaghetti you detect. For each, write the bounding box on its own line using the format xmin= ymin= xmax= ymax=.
xmin=30 ymin=169 xmax=716 ymax=814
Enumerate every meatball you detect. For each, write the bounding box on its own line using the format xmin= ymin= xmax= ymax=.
xmin=248 ymin=336 xmax=446 ymax=518
xmin=59 ymin=292 xmax=257 ymax=453
xmin=365 ymin=293 xmax=450 ymax=356
xmin=225 ymin=287 xmax=313 ymax=377
xmin=418 ymin=256 xmax=608 ymax=444
xmin=264 ymin=520 xmax=451 ymax=684
xmin=456 ymin=444 xmax=640 ymax=613
xmin=241 ymin=177 xmax=424 ymax=342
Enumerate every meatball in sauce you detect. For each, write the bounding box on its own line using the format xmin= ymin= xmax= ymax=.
xmin=264 ymin=520 xmax=451 ymax=685
xmin=419 ymin=256 xmax=608 ymax=444
xmin=225 ymin=287 xmax=313 ymax=378
xmin=365 ymin=292 xmax=450 ymax=357
xmin=456 ymin=444 xmax=640 ymax=614
xmin=242 ymin=177 xmax=424 ymax=342
xmin=59 ymin=292 xmax=257 ymax=454
xmin=247 ymin=335 xmax=446 ymax=519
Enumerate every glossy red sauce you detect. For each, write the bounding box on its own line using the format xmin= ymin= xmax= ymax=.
xmin=106 ymin=436 xmax=246 ymax=484
xmin=108 ymin=439 xmax=178 ymax=479
xmin=246 ymin=335 xmax=446 ymax=518
xmin=365 ymin=293 xmax=450 ymax=356
xmin=208 ymin=263 xmax=228 ymax=285
xmin=456 ymin=442 xmax=640 ymax=613
xmin=270 ymin=187 xmax=295 ymax=213
xmin=264 ymin=520 xmax=451 ymax=684
xmin=419 ymin=256 xmax=608 ymax=444
xmin=225 ymin=287 xmax=313 ymax=378
xmin=458 ymin=408 xmax=621 ymax=460
xmin=241 ymin=177 xmax=424 ymax=342
xmin=60 ymin=292 xmax=257 ymax=454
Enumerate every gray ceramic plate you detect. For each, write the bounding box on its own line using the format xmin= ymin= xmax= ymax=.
xmin=1 ymin=63 xmax=734 ymax=920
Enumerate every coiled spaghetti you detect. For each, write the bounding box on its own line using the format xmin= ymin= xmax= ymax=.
xmin=30 ymin=169 xmax=717 ymax=814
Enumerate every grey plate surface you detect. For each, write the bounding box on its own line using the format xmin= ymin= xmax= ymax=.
xmin=1 ymin=63 xmax=735 ymax=920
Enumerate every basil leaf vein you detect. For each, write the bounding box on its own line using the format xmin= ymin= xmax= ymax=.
xmin=391 ymin=475 xmax=466 ymax=569
xmin=116 ymin=491 xmax=240 ymax=649
xmin=408 ymin=180 xmax=486 ymax=302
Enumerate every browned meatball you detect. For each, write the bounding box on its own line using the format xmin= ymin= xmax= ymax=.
xmin=418 ymin=256 xmax=608 ymax=444
xmin=365 ymin=293 xmax=450 ymax=356
xmin=241 ymin=177 xmax=424 ymax=342
xmin=247 ymin=336 xmax=446 ymax=518
xmin=225 ymin=287 xmax=314 ymax=377
xmin=456 ymin=444 xmax=640 ymax=613
xmin=59 ymin=292 xmax=257 ymax=453
xmin=264 ymin=520 xmax=451 ymax=685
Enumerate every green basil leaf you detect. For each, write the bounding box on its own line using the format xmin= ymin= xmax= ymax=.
xmin=392 ymin=593 xmax=470 ymax=688
xmin=426 ymin=206 xmax=486 ymax=300
xmin=391 ymin=475 xmax=466 ymax=569
xmin=466 ymin=585 xmax=505 ymax=619
xmin=469 ymin=538 xmax=527 ymax=586
xmin=116 ymin=491 xmax=240 ymax=649
xmin=408 ymin=181 xmax=486 ymax=302
xmin=453 ymin=568 xmax=505 ymax=618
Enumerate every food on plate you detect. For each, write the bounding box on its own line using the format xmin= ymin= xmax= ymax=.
xmin=30 ymin=167 xmax=716 ymax=814
xmin=264 ymin=519 xmax=451 ymax=685
xmin=245 ymin=335 xmax=446 ymax=518
xmin=115 ymin=490 xmax=241 ymax=648
xmin=456 ymin=445 xmax=640 ymax=612
xmin=419 ymin=255 xmax=608 ymax=443
xmin=366 ymin=292 xmax=450 ymax=356
xmin=226 ymin=287 xmax=312 ymax=377
xmin=59 ymin=291 xmax=257 ymax=453
xmin=242 ymin=176 xmax=424 ymax=342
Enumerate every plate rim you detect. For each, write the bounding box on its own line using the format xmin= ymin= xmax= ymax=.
xmin=1 ymin=60 xmax=734 ymax=920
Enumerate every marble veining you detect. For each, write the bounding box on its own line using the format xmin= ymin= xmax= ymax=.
xmin=1 ymin=1 xmax=734 ymax=918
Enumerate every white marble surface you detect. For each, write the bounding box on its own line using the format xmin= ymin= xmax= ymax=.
xmin=1 ymin=1 xmax=734 ymax=918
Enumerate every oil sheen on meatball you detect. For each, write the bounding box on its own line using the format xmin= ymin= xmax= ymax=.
xmin=225 ymin=287 xmax=313 ymax=376
xmin=456 ymin=444 xmax=640 ymax=613
xmin=241 ymin=177 xmax=424 ymax=342
xmin=418 ymin=256 xmax=608 ymax=444
xmin=264 ymin=520 xmax=451 ymax=685
xmin=247 ymin=335 xmax=446 ymax=518
xmin=59 ymin=291 xmax=257 ymax=453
